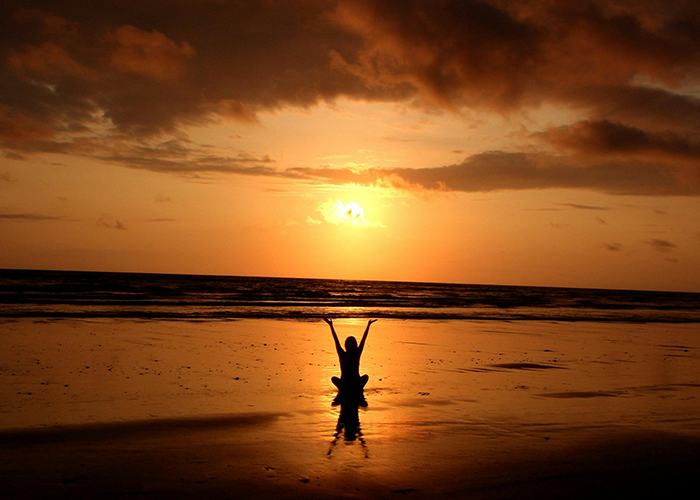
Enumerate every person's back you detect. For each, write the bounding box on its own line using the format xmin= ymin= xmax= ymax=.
xmin=324 ymin=318 xmax=376 ymax=392
xmin=338 ymin=339 xmax=361 ymax=382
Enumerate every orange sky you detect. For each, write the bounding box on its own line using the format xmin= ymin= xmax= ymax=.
xmin=1 ymin=0 xmax=700 ymax=291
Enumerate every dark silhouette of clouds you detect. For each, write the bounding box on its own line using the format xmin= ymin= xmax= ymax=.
xmin=288 ymin=151 xmax=700 ymax=195
xmin=0 ymin=131 xmax=276 ymax=176
xmin=540 ymin=120 xmax=700 ymax=162
xmin=558 ymin=203 xmax=611 ymax=211
xmin=1 ymin=0 xmax=700 ymax=192
xmin=645 ymin=239 xmax=677 ymax=252
xmin=0 ymin=212 xmax=64 ymax=220
xmin=155 ymin=194 xmax=172 ymax=203
xmin=97 ymin=214 xmax=126 ymax=230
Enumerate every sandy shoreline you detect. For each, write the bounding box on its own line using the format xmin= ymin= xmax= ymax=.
xmin=3 ymin=419 xmax=700 ymax=499
xmin=2 ymin=318 xmax=699 ymax=498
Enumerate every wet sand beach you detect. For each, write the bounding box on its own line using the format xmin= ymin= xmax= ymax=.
xmin=2 ymin=318 xmax=699 ymax=498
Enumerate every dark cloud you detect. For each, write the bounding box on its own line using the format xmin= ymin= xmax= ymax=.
xmin=558 ymin=203 xmax=611 ymax=211
xmin=645 ymin=238 xmax=677 ymax=252
xmin=564 ymin=85 xmax=700 ymax=134
xmin=332 ymin=1 xmax=700 ymax=123
xmin=97 ymin=214 xmax=126 ymax=230
xmin=540 ymin=120 xmax=700 ymax=162
xmin=0 ymin=103 xmax=55 ymax=143
xmin=1 ymin=1 xmax=698 ymax=128
xmin=0 ymin=0 xmax=374 ymax=139
xmin=0 ymin=212 xmax=64 ymax=220
xmin=331 ymin=0 xmax=542 ymax=109
xmin=3 ymin=151 xmax=25 ymax=160
xmin=602 ymin=243 xmax=622 ymax=251
xmin=1 ymin=131 xmax=277 ymax=176
xmin=523 ymin=207 xmax=563 ymax=211
xmin=214 ymin=100 xmax=259 ymax=124
xmin=155 ymin=194 xmax=172 ymax=203
xmin=101 ymin=149 xmax=277 ymax=175
xmin=1 ymin=0 xmax=700 ymax=191
xmin=288 ymin=151 xmax=700 ymax=195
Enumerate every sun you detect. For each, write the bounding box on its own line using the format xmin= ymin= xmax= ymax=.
xmin=340 ymin=201 xmax=365 ymax=222
xmin=314 ymin=198 xmax=384 ymax=227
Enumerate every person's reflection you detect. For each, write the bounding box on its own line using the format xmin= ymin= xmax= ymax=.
xmin=327 ymin=392 xmax=368 ymax=458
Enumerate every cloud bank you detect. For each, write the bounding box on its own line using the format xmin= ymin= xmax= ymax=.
xmin=1 ymin=0 xmax=700 ymax=194
xmin=288 ymin=151 xmax=700 ymax=196
xmin=0 ymin=212 xmax=65 ymax=221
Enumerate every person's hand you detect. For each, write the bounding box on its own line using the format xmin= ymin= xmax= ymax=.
xmin=368 ymin=319 xmax=377 ymax=325
xmin=324 ymin=317 xmax=333 ymax=325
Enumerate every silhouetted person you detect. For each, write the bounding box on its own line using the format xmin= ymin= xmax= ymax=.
xmin=324 ymin=318 xmax=376 ymax=394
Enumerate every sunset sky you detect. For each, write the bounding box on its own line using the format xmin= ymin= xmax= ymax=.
xmin=2 ymin=0 xmax=700 ymax=291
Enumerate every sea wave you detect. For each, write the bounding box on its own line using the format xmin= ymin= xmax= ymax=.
xmin=1 ymin=269 xmax=699 ymax=322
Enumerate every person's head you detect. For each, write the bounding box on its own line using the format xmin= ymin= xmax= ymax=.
xmin=344 ymin=336 xmax=358 ymax=352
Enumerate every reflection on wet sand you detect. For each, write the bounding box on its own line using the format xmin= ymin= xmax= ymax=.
xmin=328 ymin=392 xmax=369 ymax=458
xmin=3 ymin=319 xmax=700 ymax=498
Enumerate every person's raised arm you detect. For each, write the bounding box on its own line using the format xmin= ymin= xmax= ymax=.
xmin=324 ymin=318 xmax=343 ymax=354
xmin=358 ymin=319 xmax=377 ymax=354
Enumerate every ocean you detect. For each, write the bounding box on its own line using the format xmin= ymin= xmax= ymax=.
xmin=2 ymin=269 xmax=699 ymax=322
